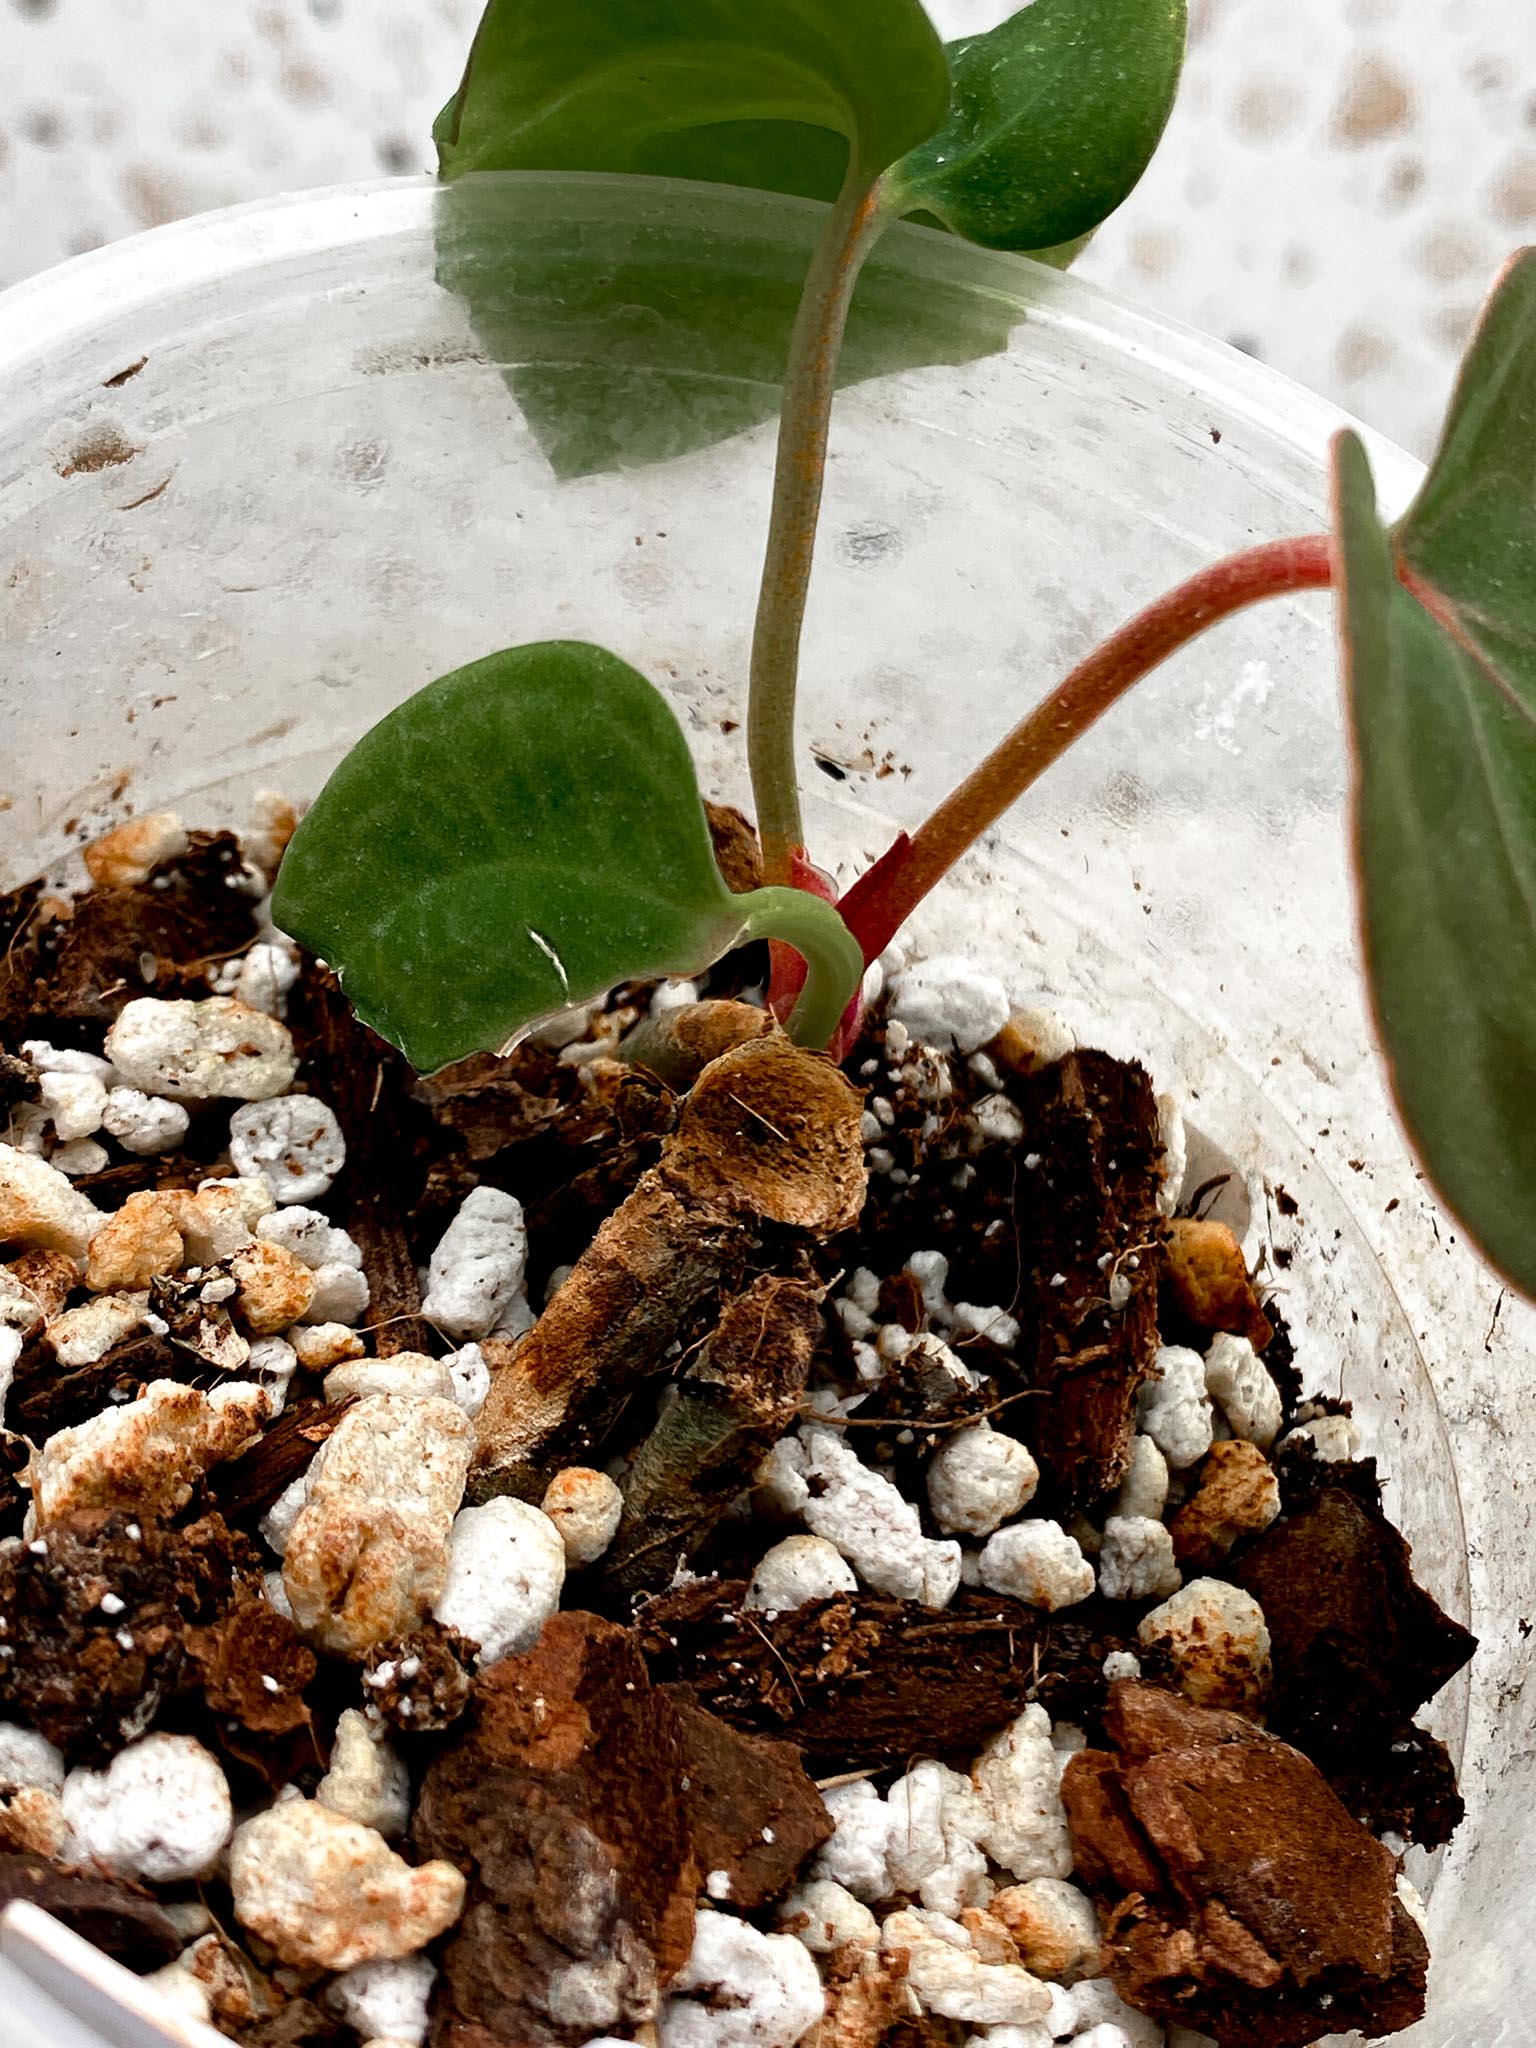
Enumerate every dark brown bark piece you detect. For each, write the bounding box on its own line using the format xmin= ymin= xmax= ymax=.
xmin=1063 ymin=1680 xmax=1430 ymax=2047
xmin=0 ymin=1431 xmax=31 ymax=1539
xmin=415 ymin=1611 xmax=697 ymax=2048
xmin=663 ymin=1684 xmax=831 ymax=1910
xmin=1055 ymin=1749 xmax=1165 ymax=1898
xmin=470 ymin=1038 xmax=865 ymax=1500
xmin=9 ymin=1328 xmax=191 ymax=1440
xmin=70 ymin=1152 xmax=231 ymax=1204
xmin=184 ymin=1592 xmax=317 ymax=1734
xmin=413 ymin=1060 xmax=567 ymax=1165
xmin=286 ymin=965 xmax=440 ymax=1355
xmin=500 ymin=1067 xmax=677 ymax=1296
xmin=0 ymin=1853 xmax=182 ymax=1972
xmin=1103 ymin=1680 xmax=1268 ymax=1758
xmin=210 ymin=1396 xmax=356 ymax=1526
xmin=1105 ymin=1890 xmax=1428 ymax=2048
xmin=1129 ymin=1742 xmax=1395 ymax=1980
xmin=0 ymin=1052 xmax=37 ymax=1111
xmin=1228 ymin=1484 xmax=1475 ymax=1845
xmin=0 ymin=1508 xmax=260 ymax=1762
xmin=1230 ymin=1485 xmax=1475 ymax=1732
xmin=1325 ymin=1721 xmax=1465 ymax=1849
xmin=605 ymin=1271 xmax=821 ymax=1595
xmin=1011 ymin=1050 xmax=1166 ymax=1509
xmin=638 ymin=1580 xmax=1132 ymax=1771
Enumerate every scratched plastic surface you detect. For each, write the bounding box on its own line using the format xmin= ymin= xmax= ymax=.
xmin=0 ymin=176 xmax=1525 ymax=2048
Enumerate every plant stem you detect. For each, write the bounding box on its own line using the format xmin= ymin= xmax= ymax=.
xmin=840 ymin=533 xmax=1336 ymax=960
xmin=748 ymin=162 xmax=893 ymax=883
xmin=736 ymin=885 xmax=865 ymax=1051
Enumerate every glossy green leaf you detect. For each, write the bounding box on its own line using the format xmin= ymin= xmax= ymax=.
xmin=887 ymin=0 xmax=1186 ymax=251
xmin=434 ymin=0 xmax=950 ymax=196
xmin=270 ymin=642 xmax=862 ymax=1072
xmin=1332 ymin=249 xmax=1536 ymax=1295
xmin=433 ymin=173 xmax=1019 ymax=477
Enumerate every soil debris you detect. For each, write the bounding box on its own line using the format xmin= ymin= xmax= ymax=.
xmin=286 ymin=967 xmax=440 ymax=1355
xmin=361 ymin=1619 xmax=478 ymax=1734
xmin=0 ymin=1508 xmax=260 ymax=1762
xmin=184 ymin=1587 xmax=318 ymax=1735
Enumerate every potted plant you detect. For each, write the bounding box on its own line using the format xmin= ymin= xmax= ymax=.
xmin=0 ymin=2 xmax=1528 ymax=2044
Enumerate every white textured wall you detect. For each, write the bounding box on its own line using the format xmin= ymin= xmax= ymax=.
xmin=2 ymin=0 xmax=1533 ymax=455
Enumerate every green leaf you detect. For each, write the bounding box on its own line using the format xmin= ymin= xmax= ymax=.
xmin=886 ymin=0 xmax=1187 ymax=251
xmin=1332 ymin=249 xmax=1536 ymax=1296
xmin=271 ymin=642 xmax=863 ymax=1072
xmin=433 ymin=173 xmax=1019 ymax=477
xmin=434 ymin=0 xmax=950 ymax=195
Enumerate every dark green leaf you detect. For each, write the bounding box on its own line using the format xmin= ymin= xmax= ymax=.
xmin=433 ymin=173 xmax=1019 ymax=477
xmin=1332 ymin=249 xmax=1536 ymax=1295
xmin=887 ymin=0 xmax=1187 ymax=251
xmin=271 ymin=643 xmax=760 ymax=1074
xmin=434 ymin=0 xmax=950 ymax=197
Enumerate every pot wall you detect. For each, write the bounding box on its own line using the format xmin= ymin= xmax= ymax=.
xmin=0 ymin=175 xmax=1527 ymax=2047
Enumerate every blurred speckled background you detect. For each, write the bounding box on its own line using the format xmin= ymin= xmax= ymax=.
xmin=2 ymin=0 xmax=1533 ymax=458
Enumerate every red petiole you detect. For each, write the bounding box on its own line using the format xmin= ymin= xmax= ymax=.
xmin=837 ymin=532 xmax=1335 ymax=964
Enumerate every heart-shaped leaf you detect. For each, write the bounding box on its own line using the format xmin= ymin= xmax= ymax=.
xmin=434 ymin=0 xmax=950 ymax=196
xmin=271 ymin=642 xmax=862 ymax=1073
xmin=433 ymin=174 xmax=1019 ymax=477
xmin=886 ymin=0 xmax=1187 ymax=251
xmin=1332 ymin=248 xmax=1536 ymax=1295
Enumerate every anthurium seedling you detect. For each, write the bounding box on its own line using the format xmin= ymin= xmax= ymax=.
xmin=269 ymin=643 xmax=861 ymax=1074
xmin=432 ymin=0 xmax=1185 ymax=474
xmin=276 ymin=0 xmax=1536 ymax=1299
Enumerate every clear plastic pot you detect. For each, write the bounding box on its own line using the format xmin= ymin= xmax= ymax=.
xmin=0 ymin=174 xmax=1524 ymax=2048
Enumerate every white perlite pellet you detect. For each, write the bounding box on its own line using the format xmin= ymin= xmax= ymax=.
xmin=540 ymin=1467 xmax=624 ymax=1568
xmin=798 ymin=1423 xmax=961 ymax=1607
xmin=888 ymin=957 xmax=1010 ymax=1054
xmin=978 ymin=1521 xmax=1095 ymax=1610
xmin=1203 ymin=1332 xmax=1282 ymax=1449
xmin=1137 ymin=1344 xmax=1214 ymax=1469
xmin=62 ymin=1735 xmax=232 ymax=1882
xmin=420 ymin=1185 xmax=530 ymax=1339
xmin=230 ymin=1095 xmax=347 ymax=1203
xmin=1096 ymin=1516 xmax=1182 ymax=1603
xmin=658 ymin=1909 xmax=824 ymax=2048
xmin=746 ymin=1534 xmax=858 ymax=1612
xmin=105 ymin=997 xmax=297 ymax=1101
xmin=926 ymin=1424 xmax=1040 ymax=1537
xmin=433 ymin=1498 xmax=566 ymax=1664
xmin=100 ymin=1087 xmax=191 ymax=1156
xmin=316 ymin=1710 xmax=411 ymax=1839
xmin=325 ymin=1954 xmax=436 ymax=2048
